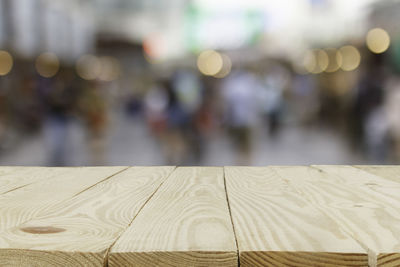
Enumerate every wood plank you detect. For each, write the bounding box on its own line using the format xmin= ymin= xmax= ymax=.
xmin=0 ymin=166 xmax=25 ymax=178
xmin=0 ymin=166 xmax=126 ymax=231
xmin=225 ymin=166 xmax=367 ymax=267
xmin=0 ymin=166 xmax=174 ymax=267
xmin=0 ymin=167 xmax=70 ymax=195
xmin=354 ymin=165 xmax=400 ymax=183
xmin=273 ymin=165 xmax=400 ymax=267
xmin=109 ymin=167 xmax=237 ymax=267
xmin=315 ymin=165 xmax=400 ymax=214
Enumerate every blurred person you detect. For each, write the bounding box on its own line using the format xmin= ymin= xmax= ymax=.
xmin=78 ymin=80 xmax=108 ymax=165
xmin=163 ymin=78 xmax=190 ymax=165
xmin=385 ymin=75 xmax=400 ymax=162
xmin=259 ymin=65 xmax=288 ymax=137
xmin=291 ymin=73 xmax=319 ymax=125
xmin=192 ymin=94 xmax=214 ymax=163
xmin=0 ymin=77 xmax=12 ymax=148
xmin=354 ymin=62 xmax=387 ymax=161
xmin=172 ymin=70 xmax=205 ymax=164
xmin=125 ymin=93 xmax=143 ymax=119
xmin=40 ymin=70 xmax=79 ymax=166
xmin=144 ymin=83 xmax=168 ymax=136
xmin=364 ymin=105 xmax=389 ymax=163
xmin=14 ymin=75 xmax=42 ymax=131
xmin=145 ymin=79 xmax=189 ymax=165
xmin=221 ymin=69 xmax=260 ymax=165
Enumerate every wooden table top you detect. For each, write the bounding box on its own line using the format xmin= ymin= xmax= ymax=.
xmin=0 ymin=166 xmax=399 ymax=266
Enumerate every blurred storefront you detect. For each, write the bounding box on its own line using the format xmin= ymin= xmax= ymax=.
xmin=0 ymin=0 xmax=399 ymax=165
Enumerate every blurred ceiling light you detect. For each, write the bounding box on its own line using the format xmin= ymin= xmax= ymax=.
xmin=197 ymin=50 xmax=223 ymax=76
xmin=337 ymin=45 xmax=361 ymax=71
xmin=143 ymin=34 xmax=165 ymax=62
xmin=76 ymin=55 xmax=101 ymax=80
xmin=98 ymin=56 xmax=121 ymax=82
xmin=0 ymin=51 xmax=13 ymax=76
xmin=303 ymin=50 xmax=317 ymax=73
xmin=35 ymin=52 xmax=59 ymax=78
xmin=304 ymin=49 xmax=328 ymax=74
xmin=317 ymin=49 xmax=329 ymax=73
xmin=324 ymin=48 xmax=340 ymax=73
xmin=366 ymin=28 xmax=390 ymax=54
xmin=214 ymin=53 xmax=232 ymax=78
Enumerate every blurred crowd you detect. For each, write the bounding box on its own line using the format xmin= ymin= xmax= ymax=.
xmin=139 ymin=52 xmax=400 ymax=165
xmin=2 ymin=47 xmax=400 ymax=166
xmin=0 ymin=66 xmax=108 ymax=165
xmin=1 ymin=0 xmax=400 ymax=166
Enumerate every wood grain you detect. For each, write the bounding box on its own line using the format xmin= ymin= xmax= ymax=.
xmin=354 ymin=165 xmax=400 ymax=183
xmin=1 ymin=165 xmax=399 ymax=267
xmin=109 ymin=167 xmax=237 ymax=267
xmin=0 ymin=166 xmax=174 ymax=267
xmin=224 ymin=166 xmax=367 ymax=267
xmin=274 ymin=165 xmax=400 ymax=267
xmin=0 ymin=167 xmax=69 ymax=195
xmin=0 ymin=166 xmax=126 ymax=231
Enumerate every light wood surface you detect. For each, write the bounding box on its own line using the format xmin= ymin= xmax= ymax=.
xmin=1 ymin=166 xmax=400 ymax=266
xmin=225 ymin=166 xmax=367 ymax=267
xmin=109 ymin=167 xmax=237 ymax=267
xmin=0 ymin=166 xmax=126 ymax=231
xmin=0 ymin=167 xmax=66 ymax=194
xmin=354 ymin=165 xmax=400 ymax=183
xmin=0 ymin=166 xmax=174 ymax=266
xmin=274 ymin=165 xmax=400 ymax=267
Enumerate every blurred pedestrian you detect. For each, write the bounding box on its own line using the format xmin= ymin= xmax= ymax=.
xmin=78 ymin=80 xmax=108 ymax=165
xmin=40 ymin=69 xmax=78 ymax=166
xmin=222 ymin=69 xmax=260 ymax=164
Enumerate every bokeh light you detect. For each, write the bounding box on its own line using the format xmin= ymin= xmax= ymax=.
xmin=0 ymin=51 xmax=13 ymax=76
xmin=304 ymin=49 xmax=329 ymax=74
xmin=98 ymin=56 xmax=121 ymax=82
xmin=35 ymin=53 xmax=60 ymax=78
xmin=143 ymin=34 xmax=165 ymax=60
xmin=303 ymin=50 xmax=317 ymax=74
xmin=337 ymin=45 xmax=361 ymax=71
xmin=317 ymin=49 xmax=329 ymax=73
xmin=76 ymin=55 xmax=101 ymax=80
xmin=214 ymin=53 xmax=232 ymax=78
xmin=366 ymin=28 xmax=390 ymax=54
xmin=324 ymin=48 xmax=340 ymax=73
xmin=197 ymin=50 xmax=223 ymax=76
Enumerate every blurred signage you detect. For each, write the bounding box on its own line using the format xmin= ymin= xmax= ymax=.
xmin=185 ymin=2 xmax=264 ymax=51
xmin=11 ymin=0 xmax=39 ymax=57
xmin=310 ymin=0 xmax=328 ymax=7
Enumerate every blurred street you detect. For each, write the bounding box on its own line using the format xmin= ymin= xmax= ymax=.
xmin=1 ymin=0 xmax=400 ymax=166
xmin=0 ymin=107 xmax=366 ymax=166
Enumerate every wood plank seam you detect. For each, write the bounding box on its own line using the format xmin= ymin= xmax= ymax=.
xmin=1 ymin=168 xmax=73 ymax=195
xmin=71 ymin=167 xmax=131 ymax=198
xmin=311 ymin=165 xmax=400 ymax=266
xmin=2 ymin=183 xmax=36 ymax=195
xmin=103 ymin=166 xmax=177 ymax=267
xmin=227 ymin=166 xmax=368 ymax=267
xmin=273 ymin=166 xmax=375 ymax=266
xmin=108 ymin=167 xmax=237 ymax=266
xmin=0 ymin=167 xmax=127 ymax=233
xmin=223 ymin=167 xmax=240 ymax=267
xmin=0 ymin=168 xmax=68 ymax=195
xmin=0 ymin=166 xmax=174 ymax=266
xmin=307 ymin=166 xmax=376 ymax=266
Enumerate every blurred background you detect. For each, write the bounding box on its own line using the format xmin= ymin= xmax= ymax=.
xmin=0 ymin=0 xmax=399 ymax=166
